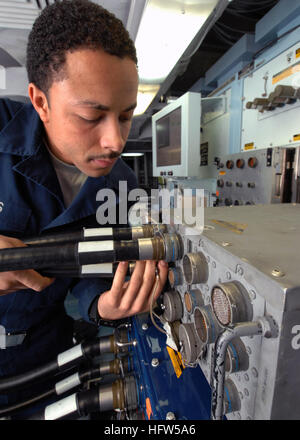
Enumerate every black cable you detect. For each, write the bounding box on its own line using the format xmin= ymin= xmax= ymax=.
xmin=0 ymin=389 xmax=55 ymax=417
xmin=0 ymin=364 xmax=101 ymax=417
xmin=229 ymin=0 xmax=277 ymax=12
xmin=213 ymin=26 xmax=236 ymax=47
xmin=214 ymin=23 xmax=240 ymax=42
xmin=240 ymin=5 xmax=277 ymax=14
xmin=0 ymin=242 xmax=77 ymax=272
xmin=0 ymin=339 xmax=101 ymax=393
xmin=24 ymin=231 xmax=83 ymax=246
xmin=0 ymin=238 xmax=143 ymax=272
xmin=23 ymin=226 xmax=151 ymax=246
xmin=230 ymin=6 xmax=275 ymax=14
xmin=0 ymin=359 xmax=59 ymax=394
xmin=224 ymin=8 xmax=257 ymax=21
xmin=217 ymin=21 xmax=254 ymax=35
xmin=226 ymin=0 xmax=279 ymax=17
xmin=236 ymin=0 xmax=277 ymax=4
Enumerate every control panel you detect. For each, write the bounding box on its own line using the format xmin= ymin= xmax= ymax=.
xmin=241 ymin=40 xmax=300 ymax=151
xmin=214 ymin=147 xmax=299 ymax=206
xmin=151 ymin=204 xmax=300 ymax=420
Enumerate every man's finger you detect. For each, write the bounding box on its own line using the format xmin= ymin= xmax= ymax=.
xmin=109 ymin=261 xmax=129 ymax=300
xmin=127 ymin=260 xmax=156 ymax=310
xmin=157 ymin=260 xmax=168 ymax=289
xmin=14 ymin=270 xmax=54 ymax=292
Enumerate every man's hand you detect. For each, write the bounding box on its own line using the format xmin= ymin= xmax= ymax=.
xmin=97 ymin=260 xmax=168 ymax=320
xmin=0 ymin=235 xmax=54 ymax=295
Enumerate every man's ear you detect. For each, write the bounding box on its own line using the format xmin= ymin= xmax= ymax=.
xmin=28 ymin=83 xmax=50 ymax=123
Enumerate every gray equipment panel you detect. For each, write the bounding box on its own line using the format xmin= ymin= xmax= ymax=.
xmin=164 ymin=204 xmax=300 ymax=420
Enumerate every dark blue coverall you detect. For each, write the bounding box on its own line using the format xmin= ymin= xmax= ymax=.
xmin=0 ymin=98 xmax=137 ymax=406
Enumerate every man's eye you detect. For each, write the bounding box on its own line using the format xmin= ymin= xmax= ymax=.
xmin=120 ymin=115 xmax=132 ymax=123
xmin=79 ymin=116 xmax=102 ymax=123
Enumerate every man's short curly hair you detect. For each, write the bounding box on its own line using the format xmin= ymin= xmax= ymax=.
xmin=26 ymin=0 xmax=138 ymax=95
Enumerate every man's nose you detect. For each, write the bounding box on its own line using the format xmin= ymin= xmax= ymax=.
xmin=99 ymin=117 xmax=124 ymax=153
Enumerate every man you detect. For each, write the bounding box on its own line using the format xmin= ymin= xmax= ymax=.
xmin=0 ymin=0 xmax=168 ymax=408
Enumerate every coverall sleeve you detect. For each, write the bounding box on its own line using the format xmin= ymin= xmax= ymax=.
xmin=69 ymin=277 xmax=112 ymax=323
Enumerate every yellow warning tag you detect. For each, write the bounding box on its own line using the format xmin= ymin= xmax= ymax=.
xmin=210 ymin=219 xmax=248 ymax=234
xmin=296 ymin=48 xmax=300 ymax=59
xmin=293 ymin=133 xmax=300 ymax=141
xmin=219 ymin=171 xmax=226 ymax=176
xmin=244 ymin=142 xmax=254 ymax=150
xmin=167 ymin=346 xmax=185 ymax=378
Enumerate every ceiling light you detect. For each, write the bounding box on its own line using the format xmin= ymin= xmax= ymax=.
xmin=134 ymin=84 xmax=160 ymax=115
xmin=135 ymin=0 xmax=219 ymax=85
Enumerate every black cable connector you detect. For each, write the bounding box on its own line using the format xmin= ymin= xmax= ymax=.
xmin=76 ymin=387 xmax=100 ymax=417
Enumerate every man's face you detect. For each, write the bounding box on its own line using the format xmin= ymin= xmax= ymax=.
xmin=43 ymin=49 xmax=138 ymax=177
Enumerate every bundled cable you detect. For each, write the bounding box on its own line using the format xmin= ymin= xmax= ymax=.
xmin=0 ymin=233 xmax=182 ymax=273
xmin=0 ymin=240 xmax=138 ymax=272
xmin=0 ymin=357 xmax=132 ymax=417
xmin=23 ymin=224 xmax=167 ymax=246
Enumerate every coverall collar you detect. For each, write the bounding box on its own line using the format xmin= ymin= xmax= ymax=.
xmin=0 ymin=103 xmax=66 ymax=208
xmin=0 ymin=102 xmax=43 ymax=156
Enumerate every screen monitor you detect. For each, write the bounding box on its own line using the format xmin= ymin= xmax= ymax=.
xmin=152 ymin=91 xmax=201 ymax=177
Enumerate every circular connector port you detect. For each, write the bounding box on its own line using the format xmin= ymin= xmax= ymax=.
xmin=163 ymin=233 xmax=184 ymax=262
xmin=211 ymin=281 xmax=253 ymax=326
xmin=162 ymin=290 xmax=183 ymax=322
xmin=225 ymin=337 xmax=249 ymax=373
xmin=168 ymin=267 xmax=183 ymax=288
xmin=183 ymin=252 xmax=209 ymax=285
xmin=224 ymin=379 xmax=241 ymax=414
xmin=194 ymin=305 xmax=222 ymax=345
xmin=184 ymin=289 xmax=204 ymax=314
xmin=179 ymin=323 xmax=202 ymax=364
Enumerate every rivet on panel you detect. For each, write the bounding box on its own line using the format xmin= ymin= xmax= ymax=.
xmin=271 ymin=268 xmax=285 ymax=278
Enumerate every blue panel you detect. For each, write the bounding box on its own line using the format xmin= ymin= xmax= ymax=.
xmin=228 ymin=77 xmax=244 ymax=154
xmin=254 ymin=26 xmax=300 ymax=69
xmin=189 ymin=77 xmax=215 ymax=95
xmin=129 ymin=314 xmax=212 ymax=420
xmin=255 ymin=0 xmax=300 ymax=44
xmin=205 ymin=34 xmax=259 ymax=87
